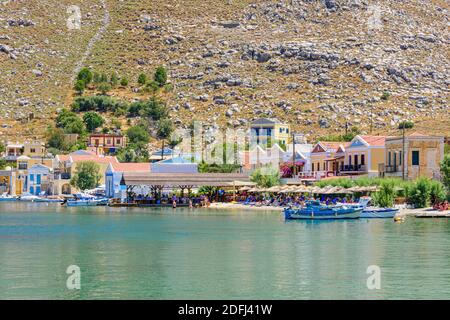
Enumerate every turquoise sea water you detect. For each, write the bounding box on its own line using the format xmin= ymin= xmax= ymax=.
xmin=1 ymin=202 xmax=450 ymax=299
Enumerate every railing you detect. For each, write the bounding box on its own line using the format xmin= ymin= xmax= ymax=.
xmin=54 ymin=173 xmax=71 ymax=180
xmin=385 ymin=165 xmax=399 ymax=173
xmin=340 ymin=165 xmax=366 ymax=172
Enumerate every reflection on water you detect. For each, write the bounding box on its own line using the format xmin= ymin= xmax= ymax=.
xmin=1 ymin=202 xmax=450 ymax=299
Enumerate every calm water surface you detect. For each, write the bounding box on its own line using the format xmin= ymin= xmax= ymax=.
xmin=1 ymin=202 xmax=450 ymax=299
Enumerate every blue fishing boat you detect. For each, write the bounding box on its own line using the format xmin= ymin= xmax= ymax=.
xmin=0 ymin=193 xmax=17 ymax=201
xmin=284 ymin=200 xmax=362 ymax=220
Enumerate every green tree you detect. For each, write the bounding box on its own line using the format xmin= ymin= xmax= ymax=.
xmin=157 ymin=118 xmax=174 ymax=160
xmin=111 ymin=118 xmax=122 ymax=130
xmin=372 ymin=180 xmax=395 ymax=208
xmin=407 ymin=177 xmax=432 ymax=208
xmin=93 ymin=72 xmax=101 ymax=83
xmin=440 ymin=154 xmax=450 ymax=191
xmin=46 ymin=126 xmax=67 ymax=151
xmin=74 ymin=80 xmax=85 ymax=95
xmin=143 ymin=97 xmax=169 ymax=121
xmin=126 ymin=125 xmax=150 ymax=145
xmin=120 ymin=77 xmax=129 ymax=86
xmin=250 ymin=166 xmax=280 ymax=188
xmin=154 ymin=66 xmax=167 ymax=87
xmin=98 ymin=82 xmax=111 ymax=95
xmin=100 ymin=73 xmax=108 ymax=83
xmin=145 ymin=81 xmax=160 ymax=95
xmin=77 ymin=68 xmax=93 ymax=86
xmin=83 ymin=112 xmax=104 ymax=133
xmin=110 ymin=73 xmax=119 ymax=87
xmin=0 ymin=159 xmax=8 ymax=170
xmin=429 ymin=180 xmax=446 ymax=205
xmin=138 ymin=73 xmax=147 ymax=85
xmin=70 ymin=161 xmax=102 ymax=191
xmin=0 ymin=141 xmax=6 ymax=155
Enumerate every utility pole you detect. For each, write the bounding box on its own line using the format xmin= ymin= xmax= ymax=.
xmin=402 ymin=126 xmax=405 ymax=180
xmin=370 ymin=105 xmax=373 ymax=134
xmin=292 ymin=132 xmax=296 ymax=178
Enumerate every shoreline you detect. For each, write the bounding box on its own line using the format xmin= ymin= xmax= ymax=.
xmin=209 ymin=202 xmax=450 ymax=217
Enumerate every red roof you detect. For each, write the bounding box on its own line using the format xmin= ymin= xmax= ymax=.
xmin=110 ymin=162 xmax=151 ymax=172
xmin=57 ymin=154 xmax=119 ymax=164
xmin=360 ymin=136 xmax=386 ymax=147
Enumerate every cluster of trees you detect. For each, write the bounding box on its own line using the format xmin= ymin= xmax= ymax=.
xmin=74 ymin=68 xmax=129 ymax=95
xmin=137 ymin=66 xmax=169 ymax=94
xmin=46 ymin=109 xmax=107 ymax=154
xmin=71 ymin=95 xmax=170 ymax=120
xmin=250 ymin=165 xmax=281 ymax=188
xmin=73 ymin=66 xmax=169 ymax=96
xmin=113 ymin=96 xmax=175 ymax=163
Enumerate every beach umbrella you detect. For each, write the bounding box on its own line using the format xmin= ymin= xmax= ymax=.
xmin=267 ymin=186 xmax=281 ymax=193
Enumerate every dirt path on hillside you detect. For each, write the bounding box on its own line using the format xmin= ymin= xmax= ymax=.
xmin=64 ymin=0 xmax=110 ymax=106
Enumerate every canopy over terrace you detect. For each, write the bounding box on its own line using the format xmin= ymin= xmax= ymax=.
xmin=121 ymin=172 xmax=252 ymax=188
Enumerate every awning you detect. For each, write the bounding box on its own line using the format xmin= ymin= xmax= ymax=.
xmin=122 ymin=172 xmax=251 ymax=187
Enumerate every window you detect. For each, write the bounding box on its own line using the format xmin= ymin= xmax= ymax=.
xmin=36 ymin=174 xmax=41 ymax=184
xmin=286 ymin=128 xmax=289 ymax=134
xmin=399 ymin=151 xmax=402 ymax=165
xmin=361 ymin=154 xmax=365 ymax=166
xmin=312 ymin=163 xmax=314 ymax=172
xmin=107 ymin=139 xmax=111 ymax=145
xmin=30 ymin=148 xmax=36 ymax=153
xmin=279 ymin=128 xmax=283 ymax=133
xmin=116 ymin=139 xmax=121 ymax=144
xmin=348 ymin=155 xmax=352 ymax=165
xmin=18 ymin=162 xmax=27 ymax=170
xmin=393 ymin=152 xmax=397 ymax=167
xmin=388 ymin=152 xmax=391 ymax=166
xmin=412 ymin=151 xmax=420 ymax=166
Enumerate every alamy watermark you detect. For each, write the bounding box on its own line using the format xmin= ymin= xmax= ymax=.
xmin=67 ymin=5 xmax=81 ymax=30
xmin=366 ymin=265 xmax=381 ymax=290
xmin=66 ymin=265 xmax=81 ymax=290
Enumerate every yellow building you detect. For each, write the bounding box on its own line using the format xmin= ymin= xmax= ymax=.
xmin=384 ymin=133 xmax=444 ymax=180
xmin=53 ymin=151 xmax=119 ymax=194
xmin=0 ymin=169 xmax=23 ymax=195
xmin=250 ymin=118 xmax=290 ymax=146
xmin=23 ymin=141 xmax=46 ymax=158
xmin=310 ymin=141 xmax=347 ymax=178
xmin=342 ymin=135 xmax=387 ymax=177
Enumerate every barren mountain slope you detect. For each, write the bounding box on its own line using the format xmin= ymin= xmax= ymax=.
xmin=1 ymin=0 xmax=449 ymax=140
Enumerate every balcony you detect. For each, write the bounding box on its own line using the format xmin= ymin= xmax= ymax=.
xmin=385 ymin=165 xmax=401 ymax=173
xmin=340 ymin=165 xmax=366 ymax=172
xmin=54 ymin=173 xmax=71 ymax=180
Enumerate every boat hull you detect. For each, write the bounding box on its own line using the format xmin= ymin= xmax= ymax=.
xmin=66 ymin=199 xmax=108 ymax=206
xmin=285 ymin=207 xmax=362 ymax=220
xmin=360 ymin=208 xmax=399 ymax=218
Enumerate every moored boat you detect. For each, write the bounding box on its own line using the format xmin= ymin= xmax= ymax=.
xmin=64 ymin=193 xmax=108 ymax=206
xmin=337 ymin=197 xmax=399 ymax=218
xmin=0 ymin=193 xmax=17 ymax=201
xmin=284 ymin=200 xmax=362 ymax=220
xmin=360 ymin=207 xmax=399 ymax=218
xmin=18 ymin=194 xmax=41 ymax=202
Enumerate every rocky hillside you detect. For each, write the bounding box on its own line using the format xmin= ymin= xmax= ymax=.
xmin=0 ymin=0 xmax=449 ymax=141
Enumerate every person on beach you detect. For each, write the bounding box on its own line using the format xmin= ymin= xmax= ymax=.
xmin=189 ymin=198 xmax=193 ymax=209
